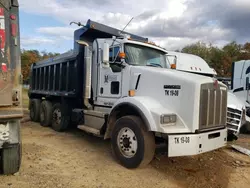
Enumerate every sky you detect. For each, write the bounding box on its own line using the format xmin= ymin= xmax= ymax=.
xmin=19 ymin=0 xmax=250 ymax=53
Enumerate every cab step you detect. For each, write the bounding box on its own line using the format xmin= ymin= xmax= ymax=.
xmin=77 ymin=124 xmax=103 ymax=138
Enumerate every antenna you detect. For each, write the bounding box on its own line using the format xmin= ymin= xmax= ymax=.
xmin=70 ymin=21 xmax=83 ymax=27
xmin=112 ymin=17 xmax=134 ymax=46
xmin=121 ymin=17 xmax=134 ymax=32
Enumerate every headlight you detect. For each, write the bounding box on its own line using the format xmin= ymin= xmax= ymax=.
xmin=160 ymin=114 xmax=177 ymax=124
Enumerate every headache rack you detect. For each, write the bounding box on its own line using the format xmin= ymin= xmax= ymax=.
xmin=74 ymin=19 xmax=149 ymax=48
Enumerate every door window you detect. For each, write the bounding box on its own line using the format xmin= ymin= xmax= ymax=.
xmin=109 ymin=46 xmax=122 ymax=72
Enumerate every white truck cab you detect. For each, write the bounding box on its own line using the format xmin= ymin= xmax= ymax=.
xmin=166 ymin=51 xmax=246 ymax=139
xmin=96 ymin=37 xmax=228 ymax=162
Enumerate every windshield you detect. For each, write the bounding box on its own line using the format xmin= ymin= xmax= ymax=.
xmin=124 ymin=43 xmax=169 ymax=68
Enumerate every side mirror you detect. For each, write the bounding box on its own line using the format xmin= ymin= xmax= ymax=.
xmin=103 ymin=42 xmax=109 ymax=64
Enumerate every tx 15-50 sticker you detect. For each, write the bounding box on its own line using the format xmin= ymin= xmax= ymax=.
xmin=164 ymin=85 xmax=181 ymax=96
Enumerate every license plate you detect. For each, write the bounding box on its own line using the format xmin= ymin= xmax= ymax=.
xmin=174 ymin=136 xmax=190 ymax=144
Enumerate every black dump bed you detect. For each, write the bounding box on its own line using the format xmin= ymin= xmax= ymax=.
xmin=29 ymin=50 xmax=83 ymax=98
xmin=29 ymin=19 xmax=147 ymax=99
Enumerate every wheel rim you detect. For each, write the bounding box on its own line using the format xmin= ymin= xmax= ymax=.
xmin=117 ymin=127 xmax=138 ymax=158
xmin=53 ymin=108 xmax=61 ymax=125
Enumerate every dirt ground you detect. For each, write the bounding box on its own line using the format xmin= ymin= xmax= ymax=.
xmin=0 ymin=120 xmax=250 ymax=188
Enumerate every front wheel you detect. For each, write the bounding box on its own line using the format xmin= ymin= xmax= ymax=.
xmin=111 ymin=116 xmax=155 ymax=168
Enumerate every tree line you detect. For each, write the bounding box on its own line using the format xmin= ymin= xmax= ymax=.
xmin=21 ymin=41 xmax=250 ymax=82
xmin=181 ymin=41 xmax=250 ymax=77
xmin=21 ymin=50 xmax=60 ymax=82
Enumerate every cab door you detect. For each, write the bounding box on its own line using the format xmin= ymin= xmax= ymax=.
xmin=98 ymin=45 xmax=123 ymax=101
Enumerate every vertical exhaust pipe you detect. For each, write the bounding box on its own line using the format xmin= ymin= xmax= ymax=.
xmin=76 ymin=40 xmax=92 ymax=109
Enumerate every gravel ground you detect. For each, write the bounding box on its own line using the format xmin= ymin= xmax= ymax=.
xmin=0 ymin=120 xmax=250 ymax=188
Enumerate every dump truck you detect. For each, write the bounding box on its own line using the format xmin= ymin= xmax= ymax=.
xmin=28 ymin=19 xmax=228 ymax=169
xmin=0 ymin=0 xmax=22 ymax=175
xmin=166 ymin=51 xmax=246 ymax=140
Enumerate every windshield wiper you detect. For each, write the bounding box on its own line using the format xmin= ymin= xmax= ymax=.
xmin=146 ymin=63 xmax=163 ymax=68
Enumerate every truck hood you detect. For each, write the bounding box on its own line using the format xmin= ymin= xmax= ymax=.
xmin=131 ymin=66 xmax=216 ymax=84
xmin=129 ymin=66 xmax=227 ymax=133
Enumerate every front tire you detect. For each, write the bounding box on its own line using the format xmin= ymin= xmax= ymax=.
xmin=111 ymin=116 xmax=155 ymax=168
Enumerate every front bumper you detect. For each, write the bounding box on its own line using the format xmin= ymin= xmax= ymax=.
xmin=168 ymin=128 xmax=227 ymax=157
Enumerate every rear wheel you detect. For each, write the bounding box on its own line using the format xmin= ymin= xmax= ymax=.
xmin=1 ymin=121 xmax=22 ymax=175
xmin=1 ymin=144 xmax=22 ymax=175
xmin=51 ymin=103 xmax=70 ymax=132
xmin=111 ymin=115 xmax=155 ymax=168
xmin=40 ymin=100 xmax=53 ymax=127
xmin=29 ymin=99 xmax=41 ymax=122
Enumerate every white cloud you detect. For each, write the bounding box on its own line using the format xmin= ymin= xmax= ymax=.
xmin=19 ymin=0 xmax=250 ymax=51
xmin=36 ymin=27 xmax=75 ymax=40
xmin=21 ymin=36 xmax=55 ymax=46
xmin=152 ymin=37 xmax=200 ymax=51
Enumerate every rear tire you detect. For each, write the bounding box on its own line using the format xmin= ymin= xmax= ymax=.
xmin=40 ymin=100 xmax=53 ymax=127
xmin=29 ymin=99 xmax=41 ymax=122
xmin=1 ymin=144 xmax=22 ymax=175
xmin=111 ymin=115 xmax=155 ymax=169
xmin=51 ymin=103 xmax=70 ymax=132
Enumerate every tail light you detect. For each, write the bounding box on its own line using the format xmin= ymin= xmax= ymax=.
xmin=10 ymin=14 xmax=16 ymax=20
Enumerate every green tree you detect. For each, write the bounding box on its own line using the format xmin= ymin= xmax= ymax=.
xmin=181 ymin=41 xmax=250 ymax=77
xmin=21 ymin=49 xmax=60 ymax=82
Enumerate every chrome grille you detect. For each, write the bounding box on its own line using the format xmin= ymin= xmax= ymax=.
xmin=227 ymin=107 xmax=242 ymax=132
xmin=199 ymin=83 xmax=227 ymax=130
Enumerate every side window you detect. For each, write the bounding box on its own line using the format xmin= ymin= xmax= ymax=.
xmin=109 ymin=46 xmax=120 ymax=62
xmin=109 ymin=46 xmax=122 ymax=73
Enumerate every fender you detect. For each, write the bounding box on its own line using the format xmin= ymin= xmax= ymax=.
xmin=104 ymin=96 xmax=186 ymax=139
